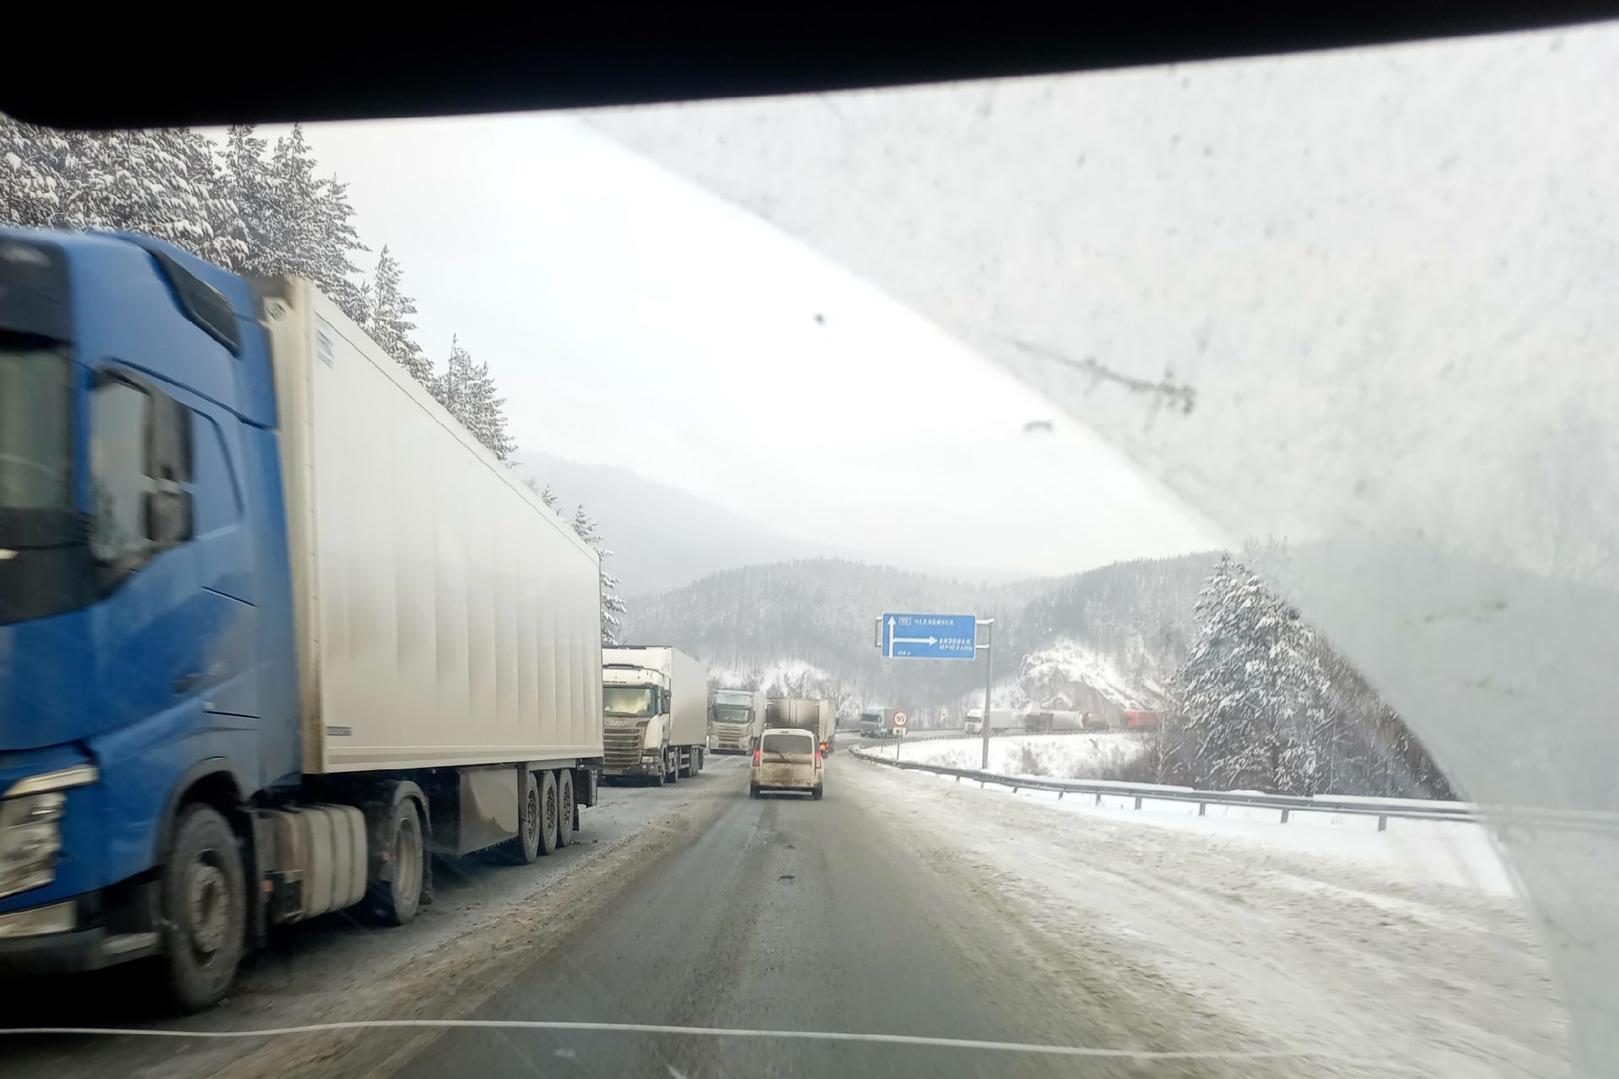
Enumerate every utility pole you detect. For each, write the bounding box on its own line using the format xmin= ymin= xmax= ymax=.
xmin=977 ymin=618 xmax=995 ymax=771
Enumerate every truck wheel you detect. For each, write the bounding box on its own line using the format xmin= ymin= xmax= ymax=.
xmin=537 ymin=770 xmax=560 ymax=856
xmin=160 ymin=804 xmax=246 ymax=1012
xmin=694 ymin=747 xmax=704 ymax=774
xmin=367 ymin=800 xmax=424 ymax=925
xmin=667 ymin=750 xmax=680 ymax=784
xmin=501 ymin=772 xmax=543 ymax=864
xmin=556 ymin=770 xmax=575 ymax=847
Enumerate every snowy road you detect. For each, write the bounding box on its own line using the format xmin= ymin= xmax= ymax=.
xmin=2 ymin=751 xmax=1567 ymax=1077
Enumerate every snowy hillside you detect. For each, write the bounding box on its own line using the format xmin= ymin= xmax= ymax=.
xmin=1019 ymin=639 xmax=1170 ymax=715
xmin=628 ymin=552 xmax=1215 ymax=713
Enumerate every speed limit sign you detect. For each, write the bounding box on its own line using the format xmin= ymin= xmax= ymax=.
xmin=893 ymin=711 xmax=909 ymax=729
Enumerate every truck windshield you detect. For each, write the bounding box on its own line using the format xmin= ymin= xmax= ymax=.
xmin=0 ymin=342 xmax=74 ymax=542
xmin=602 ymin=686 xmax=656 ymax=717
xmin=711 ymin=705 xmax=751 ymax=723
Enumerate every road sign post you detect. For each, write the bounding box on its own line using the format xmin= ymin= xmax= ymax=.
xmin=977 ymin=619 xmax=994 ymax=771
xmin=873 ymin=612 xmax=982 ymax=764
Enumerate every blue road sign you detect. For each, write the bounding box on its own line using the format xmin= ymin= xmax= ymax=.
xmin=881 ymin=613 xmax=978 ymax=660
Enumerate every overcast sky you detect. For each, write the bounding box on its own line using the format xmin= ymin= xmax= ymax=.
xmin=273 ymin=114 xmax=1222 ymax=578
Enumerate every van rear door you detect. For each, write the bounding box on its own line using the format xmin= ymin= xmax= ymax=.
xmin=757 ymin=731 xmax=814 ymax=788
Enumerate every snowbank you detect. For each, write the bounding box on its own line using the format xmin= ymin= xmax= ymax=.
xmin=849 ymin=759 xmax=1566 ymax=1076
xmin=893 ymin=733 xmax=1148 ymax=780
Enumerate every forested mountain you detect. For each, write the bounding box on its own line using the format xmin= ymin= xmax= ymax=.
xmin=624 ymin=554 xmax=1213 ymax=709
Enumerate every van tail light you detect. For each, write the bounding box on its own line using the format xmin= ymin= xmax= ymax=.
xmin=752 ymin=747 xmax=761 ymax=766
xmin=814 ymin=748 xmax=823 ymax=767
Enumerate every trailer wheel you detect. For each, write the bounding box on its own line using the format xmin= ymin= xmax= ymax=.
xmin=556 ymin=770 xmax=575 ymax=848
xmin=367 ymin=800 xmax=424 ymax=925
xmin=537 ymin=767 xmax=563 ymax=855
xmin=501 ymin=771 xmax=542 ymax=864
xmin=160 ymin=804 xmax=246 ymax=1012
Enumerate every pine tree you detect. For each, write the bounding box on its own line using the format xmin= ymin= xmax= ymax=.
xmin=1 ymin=120 xmax=240 ymax=267
xmin=431 ymin=335 xmax=517 ymax=459
xmin=216 ymin=124 xmax=272 ymax=270
xmin=1176 ymin=555 xmax=1330 ymax=795
xmin=1 ymin=116 xmax=76 ymax=228
xmin=366 ymin=246 xmax=433 ymax=384
xmin=571 ymin=505 xmax=628 ymax=646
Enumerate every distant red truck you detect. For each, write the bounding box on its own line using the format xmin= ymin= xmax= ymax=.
xmin=1120 ymin=710 xmax=1163 ymax=730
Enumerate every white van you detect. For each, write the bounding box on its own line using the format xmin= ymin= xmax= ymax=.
xmin=750 ymin=728 xmax=823 ymax=800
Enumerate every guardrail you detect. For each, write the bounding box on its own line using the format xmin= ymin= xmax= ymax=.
xmin=849 ymin=743 xmax=1483 ymax=832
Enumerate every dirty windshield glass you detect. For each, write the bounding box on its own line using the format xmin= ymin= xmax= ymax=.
xmin=601 ymin=686 xmax=655 ymax=717
xmin=1 ymin=16 xmax=1614 ymax=1079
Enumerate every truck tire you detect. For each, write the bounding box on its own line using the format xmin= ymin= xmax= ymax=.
xmin=537 ymin=770 xmax=560 ymax=856
xmin=159 ymin=804 xmax=246 ymax=1012
xmin=667 ymin=749 xmax=679 ymax=784
xmin=556 ymin=770 xmax=575 ymax=848
xmin=367 ymin=800 xmax=424 ymax=925
xmin=694 ymin=747 xmax=704 ymax=773
xmin=501 ymin=771 xmax=542 ymax=864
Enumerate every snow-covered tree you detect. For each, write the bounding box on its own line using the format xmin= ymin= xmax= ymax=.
xmin=431 ymin=335 xmax=516 ymax=459
xmin=213 ymin=123 xmax=367 ymax=311
xmin=1 ymin=116 xmax=74 ymax=227
xmin=1 ymin=119 xmax=241 ymax=267
xmin=571 ymin=504 xmax=627 ymax=646
xmin=1176 ymin=554 xmax=1330 ymax=795
xmin=365 ymin=246 xmax=432 ymax=384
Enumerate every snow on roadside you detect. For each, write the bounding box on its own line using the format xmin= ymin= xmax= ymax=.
xmin=873 ymin=735 xmax=1514 ymax=896
xmin=893 ymin=732 xmax=1147 ymax=780
xmin=850 ymin=756 xmax=1568 ymax=1077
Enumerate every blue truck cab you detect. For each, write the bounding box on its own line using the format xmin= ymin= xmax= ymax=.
xmin=0 ymin=228 xmax=302 ymax=997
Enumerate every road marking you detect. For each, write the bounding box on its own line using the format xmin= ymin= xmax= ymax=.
xmin=0 ymin=1021 xmax=1412 ymax=1068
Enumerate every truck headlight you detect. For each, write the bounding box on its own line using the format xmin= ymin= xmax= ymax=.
xmin=0 ymin=764 xmax=97 ymax=901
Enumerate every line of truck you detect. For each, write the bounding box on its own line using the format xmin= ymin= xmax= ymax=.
xmin=0 ymin=229 xmax=834 ymax=1012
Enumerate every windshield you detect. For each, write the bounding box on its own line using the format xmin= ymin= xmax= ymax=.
xmin=760 ymin=733 xmax=811 ymax=757
xmin=0 ymin=341 xmax=73 ymax=534
xmin=602 ymin=685 xmax=656 ymax=717
xmin=3 ymin=16 xmax=1612 ymax=1079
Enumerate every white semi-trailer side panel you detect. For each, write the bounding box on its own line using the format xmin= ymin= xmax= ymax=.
xmin=261 ymin=278 xmax=604 ymax=773
xmin=668 ymin=648 xmax=709 ymax=748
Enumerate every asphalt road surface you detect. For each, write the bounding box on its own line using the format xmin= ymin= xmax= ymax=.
xmin=392 ymin=755 xmax=1104 ymax=1079
xmin=1 ymin=749 xmax=1211 ymax=1079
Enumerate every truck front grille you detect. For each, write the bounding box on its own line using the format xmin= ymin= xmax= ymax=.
xmin=603 ymin=727 xmax=644 ymax=770
xmin=713 ymin=723 xmax=750 ymax=750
